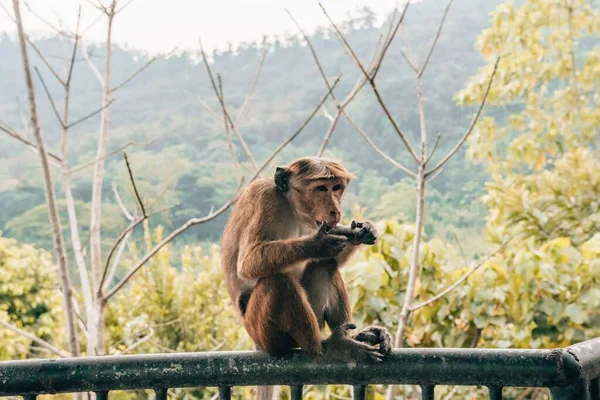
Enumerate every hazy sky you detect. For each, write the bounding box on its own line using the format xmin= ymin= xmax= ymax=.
xmin=0 ymin=0 xmax=401 ymax=54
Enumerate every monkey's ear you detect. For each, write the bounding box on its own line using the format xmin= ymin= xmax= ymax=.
xmin=274 ymin=167 xmax=292 ymax=192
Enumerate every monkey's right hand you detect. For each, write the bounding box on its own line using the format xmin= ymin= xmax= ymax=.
xmin=309 ymin=222 xmax=348 ymax=258
xmin=321 ymin=323 xmax=384 ymax=363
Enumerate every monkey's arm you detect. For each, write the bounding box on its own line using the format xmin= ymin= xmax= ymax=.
xmin=238 ymin=237 xmax=317 ymax=280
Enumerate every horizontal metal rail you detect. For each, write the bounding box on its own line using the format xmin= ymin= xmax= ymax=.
xmin=1 ymin=337 xmax=599 ymax=399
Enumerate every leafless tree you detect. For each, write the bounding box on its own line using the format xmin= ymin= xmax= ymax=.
xmin=1 ymin=0 xmax=339 ymax=363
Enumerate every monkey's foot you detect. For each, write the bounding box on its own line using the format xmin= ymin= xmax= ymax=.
xmin=354 ymin=325 xmax=393 ymax=354
xmin=322 ymin=323 xmax=383 ymax=362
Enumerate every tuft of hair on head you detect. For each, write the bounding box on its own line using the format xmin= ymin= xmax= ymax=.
xmin=288 ymin=157 xmax=355 ymax=183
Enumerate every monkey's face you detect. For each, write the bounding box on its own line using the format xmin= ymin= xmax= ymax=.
xmin=292 ymin=178 xmax=346 ymax=229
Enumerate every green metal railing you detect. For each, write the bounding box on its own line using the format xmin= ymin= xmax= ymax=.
xmin=1 ymin=337 xmax=599 ymax=399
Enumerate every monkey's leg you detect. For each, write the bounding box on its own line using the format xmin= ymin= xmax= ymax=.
xmin=320 ymin=266 xmax=393 ymax=355
xmin=244 ymin=273 xmax=323 ymax=357
xmin=301 ymin=261 xmax=352 ymax=330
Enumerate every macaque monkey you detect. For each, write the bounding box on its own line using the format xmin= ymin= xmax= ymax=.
xmin=221 ymin=157 xmax=392 ymax=398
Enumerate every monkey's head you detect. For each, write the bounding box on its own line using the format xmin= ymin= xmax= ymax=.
xmin=274 ymin=157 xmax=354 ymax=229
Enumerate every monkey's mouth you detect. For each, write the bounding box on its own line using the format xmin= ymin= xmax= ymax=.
xmin=315 ymin=220 xmax=335 ymax=230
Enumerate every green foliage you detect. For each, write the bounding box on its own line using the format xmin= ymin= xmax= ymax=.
xmin=0 ymin=234 xmax=64 ymax=360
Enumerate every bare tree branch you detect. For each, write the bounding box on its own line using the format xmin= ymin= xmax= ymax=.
xmin=80 ymin=41 xmax=104 ymax=86
xmin=115 ymin=0 xmax=135 ymax=14
xmin=104 ymin=179 xmax=245 ymax=301
xmin=112 ymin=183 xmax=134 ymax=221
xmin=371 ymin=0 xmax=411 ymax=80
xmin=199 ymin=40 xmax=259 ymax=172
xmin=34 ymin=66 xmax=65 ymax=128
xmin=0 ymin=318 xmax=70 ymax=358
xmin=287 ymin=10 xmax=413 ymax=175
xmin=123 ymin=152 xmax=147 ymax=218
xmin=320 ymin=2 xmax=420 ymax=162
xmin=11 ymin=0 xmax=80 ymax=358
xmin=23 ymin=1 xmax=63 ymax=34
xmin=345 ymin=112 xmax=415 ymax=176
xmin=67 ymin=99 xmax=114 ymax=129
xmin=29 ymin=37 xmax=66 ymax=84
xmin=234 ymin=38 xmax=268 ymax=124
xmin=399 ymin=48 xmax=418 ymax=74
xmin=425 ymin=133 xmax=441 ymax=165
xmin=65 ymin=7 xmax=82 ymax=88
xmin=410 ymin=238 xmax=512 ymax=312
xmin=218 ymin=74 xmax=239 ymax=170
xmin=68 ymin=140 xmax=154 ymax=175
xmin=425 ymin=57 xmax=500 ymax=178
xmin=110 ymin=47 xmax=177 ymax=93
xmin=0 ymin=122 xmax=62 ymax=164
xmin=118 ymin=326 xmax=154 ymax=355
xmin=418 ymin=0 xmax=454 ymax=78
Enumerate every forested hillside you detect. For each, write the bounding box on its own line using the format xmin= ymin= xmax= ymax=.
xmin=1 ymin=0 xmax=502 ymax=251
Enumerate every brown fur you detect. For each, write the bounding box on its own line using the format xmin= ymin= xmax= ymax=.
xmin=220 ymin=157 xmax=391 ymax=399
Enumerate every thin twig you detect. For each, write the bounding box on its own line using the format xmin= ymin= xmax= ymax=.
xmin=113 ymin=183 xmax=134 ymax=221
xmin=0 ymin=318 xmax=70 ymax=358
xmin=410 ymin=237 xmax=512 ymax=312
xmin=23 ymin=1 xmax=63 ymax=34
xmin=79 ymin=41 xmax=104 ymax=86
xmin=200 ymin=40 xmax=259 ymax=172
xmin=111 ymin=46 xmax=177 ymax=93
xmin=418 ymin=0 xmax=454 ymax=78
xmin=346 ymin=112 xmax=415 ymax=177
xmin=68 ymin=140 xmax=154 ymax=175
xmin=118 ymin=326 xmax=154 ymax=355
xmin=372 ymin=0 xmax=412 ymax=80
xmin=218 ymin=74 xmax=239 ymax=169
xmin=426 ymin=57 xmax=500 ymax=178
xmin=320 ymin=2 xmax=419 ymax=163
xmin=33 ymin=66 xmax=65 ymax=128
xmin=123 ymin=152 xmax=147 ymax=218
xmin=425 ymin=133 xmax=441 ymax=165
xmin=67 ymin=99 xmax=114 ymax=128
xmin=65 ymin=6 xmax=82 ymax=88
xmin=234 ymin=38 xmax=268 ymax=124
xmin=0 ymin=122 xmax=62 ymax=164
xmin=399 ymin=48 xmax=418 ymax=74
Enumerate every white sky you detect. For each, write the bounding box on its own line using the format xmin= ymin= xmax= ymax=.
xmin=0 ymin=0 xmax=401 ymax=54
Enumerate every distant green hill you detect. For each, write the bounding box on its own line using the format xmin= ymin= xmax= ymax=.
xmin=0 ymin=0 xmax=504 ymax=250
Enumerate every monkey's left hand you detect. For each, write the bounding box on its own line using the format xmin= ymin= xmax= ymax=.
xmin=349 ymin=220 xmax=378 ymax=245
xmin=354 ymin=325 xmax=393 ymax=354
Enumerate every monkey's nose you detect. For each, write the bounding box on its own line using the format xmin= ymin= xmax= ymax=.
xmin=330 ymin=210 xmax=341 ymax=224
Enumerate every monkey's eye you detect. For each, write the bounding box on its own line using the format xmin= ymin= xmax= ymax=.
xmin=316 ymin=185 xmax=328 ymax=192
xmin=332 ymin=184 xmax=342 ymax=191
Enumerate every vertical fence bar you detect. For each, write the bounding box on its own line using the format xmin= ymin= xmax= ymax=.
xmin=551 ymin=383 xmax=591 ymax=400
xmin=290 ymin=385 xmax=303 ymax=400
xmin=591 ymin=378 xmax=599 ymax=400
xmin=488 ymin=386 xmax=502 ymax=400
xmin=95 ymin=392 xmax=108 ymax=400
xmin=155 ymin=388 xmax=168 ymax=400
xmin=219 ymin=386 xmax=231 ymax=400
xmin=421 ymin=385 xmax=435 ymax=400
xmin=353 ymin=385 xmax=366 ymax=400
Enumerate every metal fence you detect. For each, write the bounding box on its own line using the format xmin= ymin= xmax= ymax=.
xmin=1 ymin=337 xmax=599 ymax=399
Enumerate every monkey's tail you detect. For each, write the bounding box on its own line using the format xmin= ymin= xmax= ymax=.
xmin=256 ymin=385 xmax=279 ymax=400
